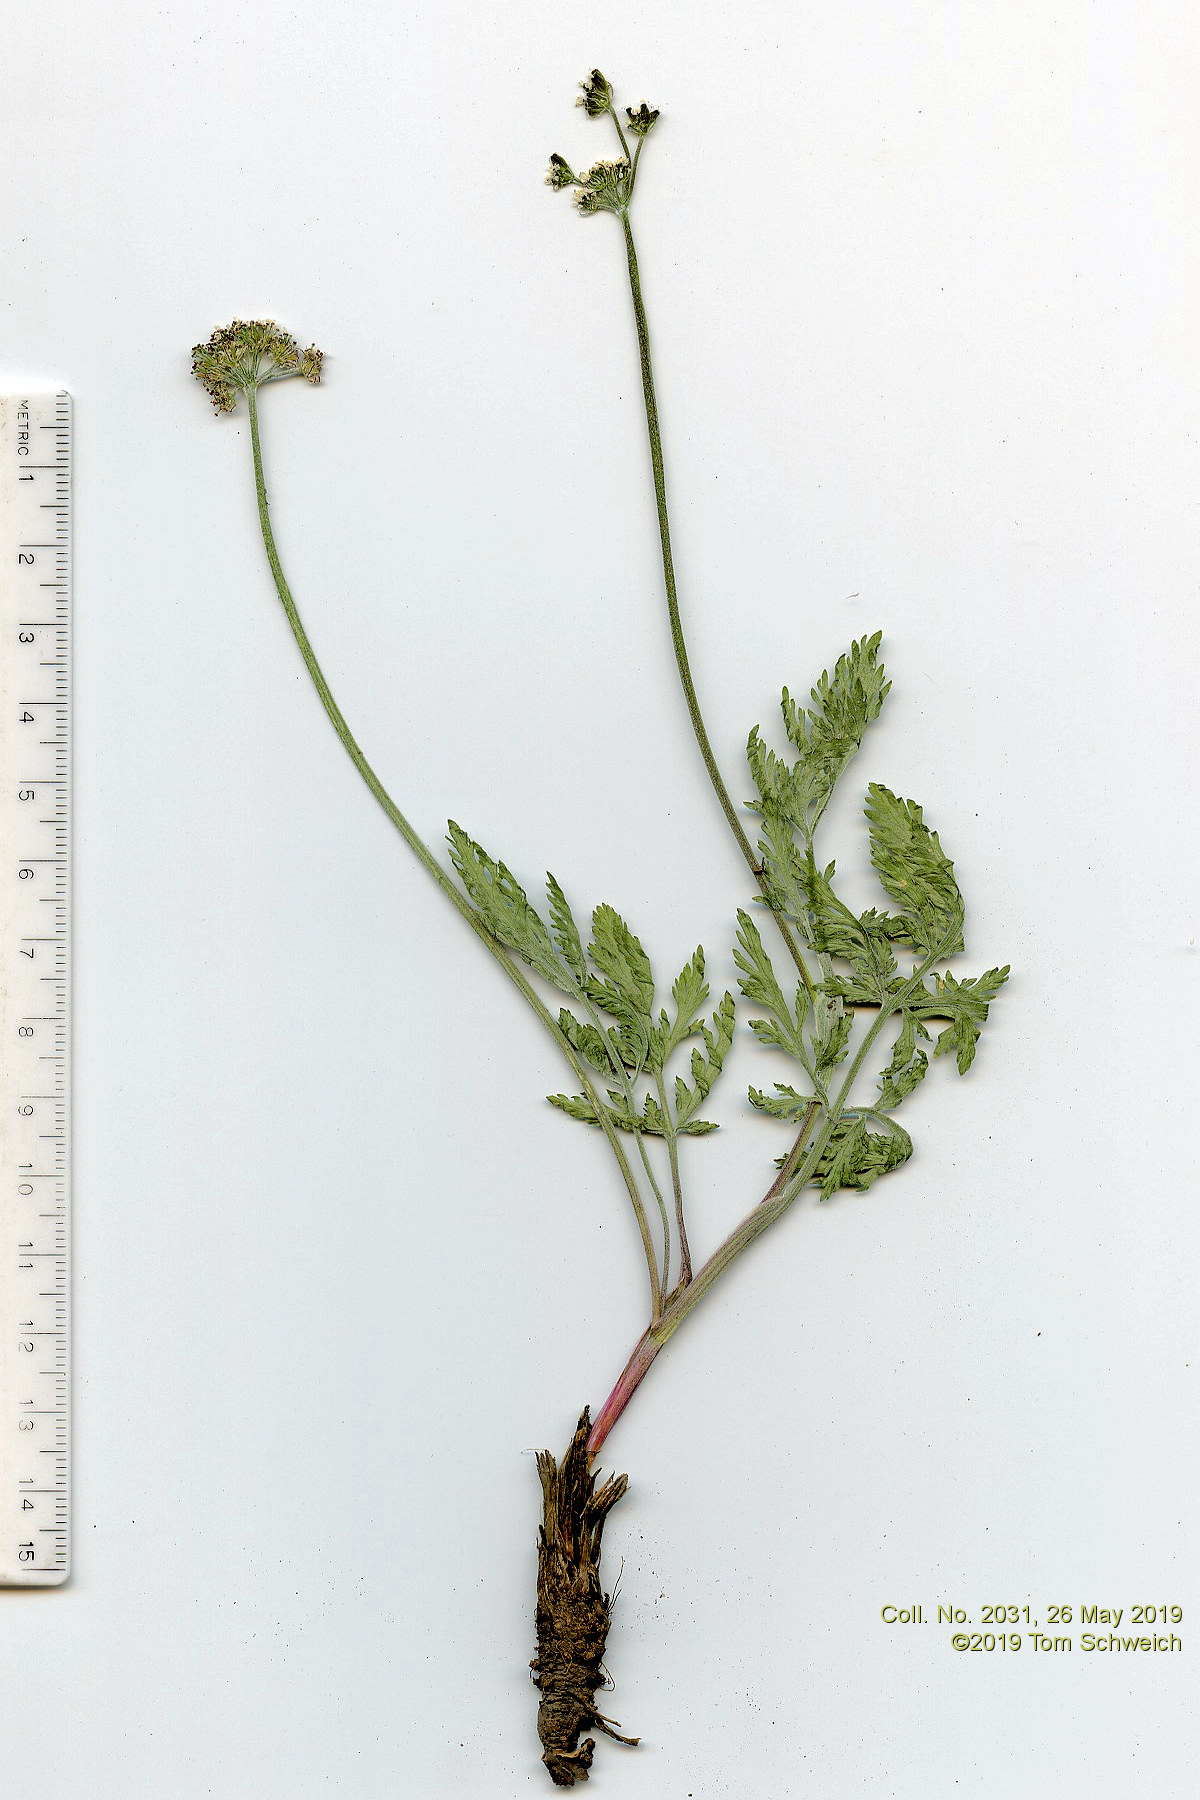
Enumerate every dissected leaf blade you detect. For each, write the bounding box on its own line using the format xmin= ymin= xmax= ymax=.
xmin=864 ymin=784 xmax=965 ymax=956
xmin=733 ymin=910 xmax=810 ymax=1062
xmin=812 ymin=1115 xmax=914 ymax=1198
xmin=546 ymin=874 xmax=587 ymax=985
xmin=876 ymin=1008 xmax=930 ymax=1108
xmin=448 ymin=822 xmax=574 ymax=991
xmin=673 ymin=992 xmax=735 ymax=1128
xmin=779 ymin=632 xmax=890 ymax=826
xmin=748 ymin=1083 xmax=821 ymax=1121
xmin=588 ymin=903 xmax=655 ymax=1021
xmin=913 ymin=965 xmax=1010 ymax=1073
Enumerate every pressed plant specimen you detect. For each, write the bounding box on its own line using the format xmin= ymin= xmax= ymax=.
xmin=191 ymin=76 xmax=1008 ymax=1787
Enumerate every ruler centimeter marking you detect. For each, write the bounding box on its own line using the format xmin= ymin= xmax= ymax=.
xmin=0 ymin=392 xmax=70 ymax=1585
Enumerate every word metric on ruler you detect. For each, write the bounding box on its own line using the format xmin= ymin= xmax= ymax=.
xmin=0 ymin=392 xmax=71 ymax=1585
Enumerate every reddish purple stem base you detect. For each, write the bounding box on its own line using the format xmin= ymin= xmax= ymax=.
xmin=587 ymin=1329 xmax=661 ymax=1456
xmin=585 ymin=1106 xmax=821 ymax=1459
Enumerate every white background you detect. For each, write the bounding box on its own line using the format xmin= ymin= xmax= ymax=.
xmin=2 ymin=3 xmax=1198 ymax=1795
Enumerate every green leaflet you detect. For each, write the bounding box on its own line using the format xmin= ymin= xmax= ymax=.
xmin=745 ymin=638 xmax=893 ymax=939
xmin=733 ymin=910 xmax=810 ymax=1062
xmin=748 ymin=1082 xmax=819 ymax=1121
xmin=548 ymin=1087 xmax=644 ymax=1132
xmin=547 ymin=1090 xmax=608 ymax=1128
xmin=746 ymin=727 xmax=805 ymax=825
xmin=652 ymin=946 xmax=709 ymax=1067
xmin=747 ymin=633 xmax=889 ymax=837
xmin=557 ymin=1007 xmax=619 ymax=1074
xmin=781 ymin=633 xmax=891 ymax=826
xmin=812 ymin=991 xmax=853 ymax=1077
xmin=447 ymin=823 xmax=574 ymax=992
xmin=750 ymin=808 xmax=809 ymax=921
xmin=642 ymin=1091 xmax=667 ymax=1134
xmin=745 ymin=633 xmax=890 ymax=894
xmin=813 ymin=1115 xmax=914 ymax=1200
xmin=799 ymin=858 xmax=868 ymax=961
xmin=581 ymin=912 xmax=654 ymax=1074
xmin=911 ymin=965 xmax=1010 ymax=1074
xmin=876 ymin=1009 xmax=930 ymax=1109
xmin=674 ymin=992 xmax=735 ymax=1131
xmin=588 ymin=903 xmax=655 ymax=1021
xmin=864 ymin=784 xmax=965 ymax=957
xmin=550 ymin=982 xmax=734 ymax=1139
xmin=546 ymin=872 xmax=587 ymax=985
xmin=600 ymin=996 xmax=652 ymax=1078
xmin=802 ymin=861 xmax=903 ymax=1002
xmin=547 ymin=1086 xmax=671 ymax=1134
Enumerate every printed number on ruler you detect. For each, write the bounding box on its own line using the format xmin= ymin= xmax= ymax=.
xmin=0 ymin=393 xmax=70 ymax=1584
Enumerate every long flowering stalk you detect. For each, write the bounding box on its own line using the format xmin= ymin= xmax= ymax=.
xmin=548 ymin=73 xmax=817 ymax=1004
xmin=192 ymin=102 xmax=1009 ymax=1780
xmin=191 ymin=322 xmax=666 ymax=1322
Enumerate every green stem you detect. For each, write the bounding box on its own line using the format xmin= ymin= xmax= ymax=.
xmin=589 ymin=920 xmax=960 ymax=1451
xmin=618 ymin=210 xmax=817 ymax=1005
xmin=662 ymin=936 xmax=949 ymax=1337
xmin=655 ymin=1068 xmax=691 ymax=1285
xmin=244 ymin=384 xmax=664 ymax=1318
xmin=576 ymin=986 xmax=673 ymax=1293
xmin=587 ymin=1098 xmax=820 ymax=1456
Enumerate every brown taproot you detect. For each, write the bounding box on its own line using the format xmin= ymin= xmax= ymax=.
xmin=531 ymin=1408 xmax=637 ymax=1785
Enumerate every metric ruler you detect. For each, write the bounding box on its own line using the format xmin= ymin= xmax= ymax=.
xmin=0 ymin=392 xmax=70 ymax=1584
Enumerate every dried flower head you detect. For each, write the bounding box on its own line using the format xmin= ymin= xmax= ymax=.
xmin=191 ymin=319 xmax=323 ymax=414
xmin=549 ymin=71 xmax=660 ymax=222
xmin=625 ymin=103 xmax=660 ymax=138
xmin=577 ymin=69 xmax=613 ymax=117
xmin=545 ymin=152 xmax=577 ymax=191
